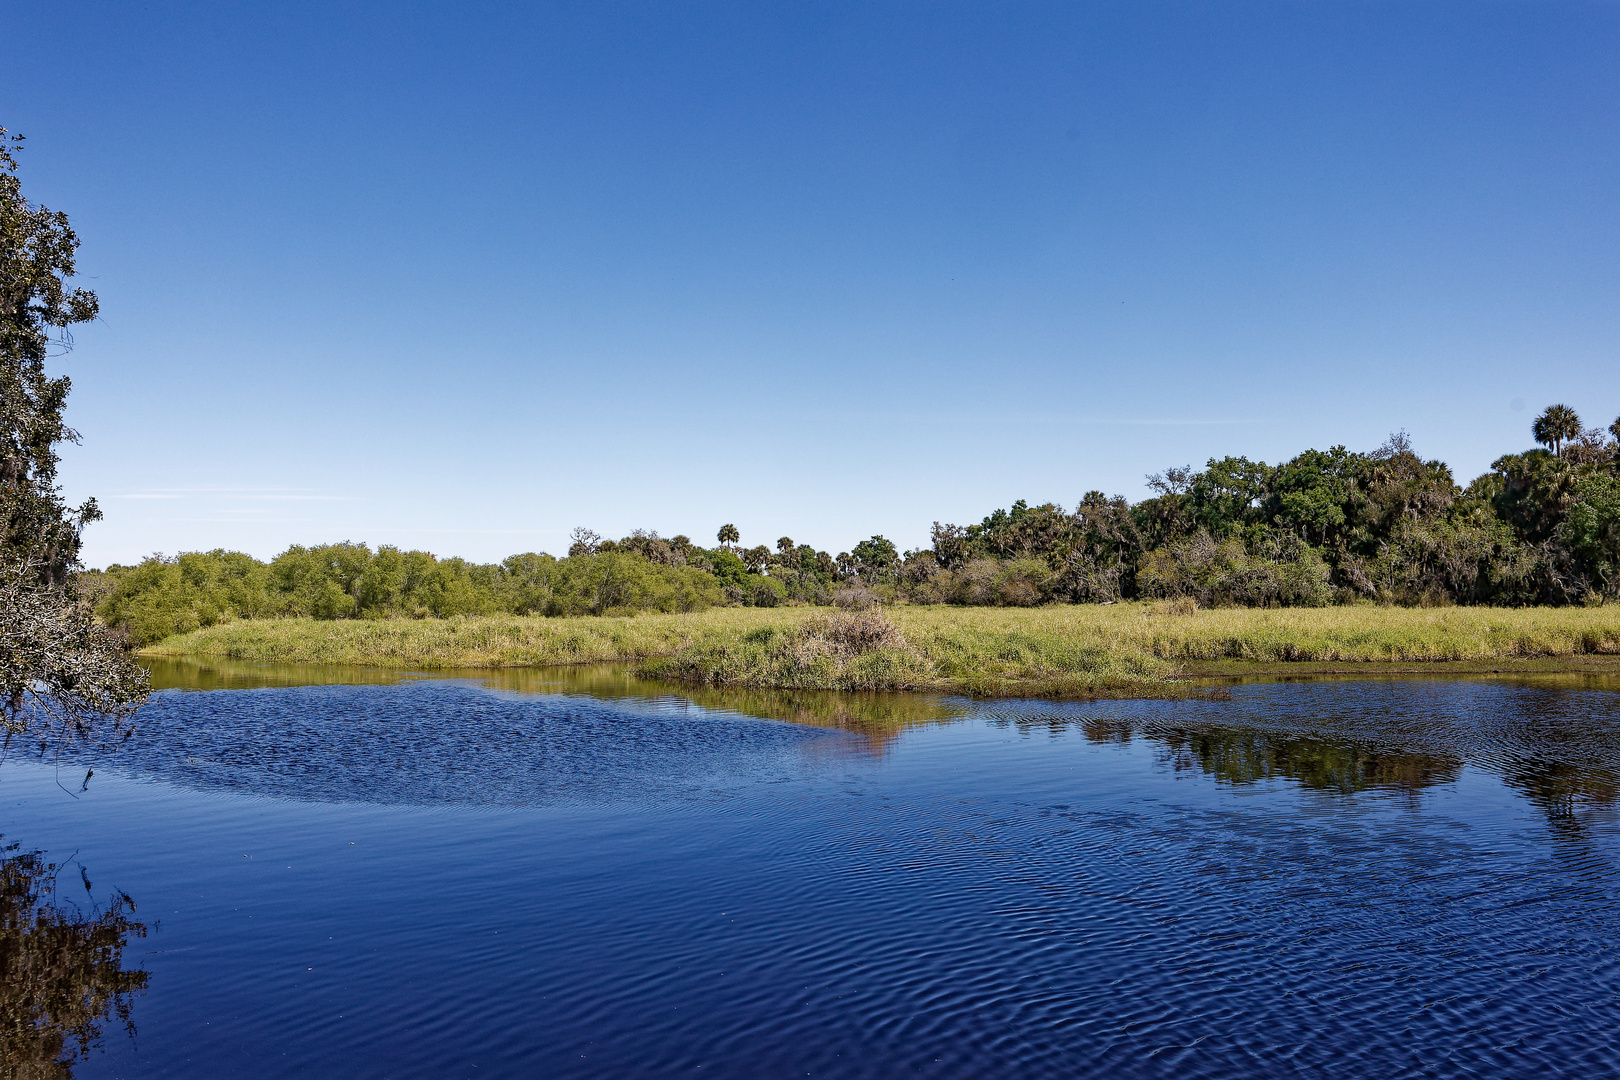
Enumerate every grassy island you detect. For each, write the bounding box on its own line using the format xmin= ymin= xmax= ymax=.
xmin=138 ymin=604 xmax=1620 ymax=697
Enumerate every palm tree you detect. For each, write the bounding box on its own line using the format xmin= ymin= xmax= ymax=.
xmin=1610 ymin=416 xmax=1620 ymax=444
xmin=1532 ymin=404 xmax=1582 ymax=457
xmin=716 ymin=523 xmax=739 ymax=549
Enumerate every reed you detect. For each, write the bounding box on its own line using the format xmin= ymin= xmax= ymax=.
xmin=139 ymin=603 xmax=1620 ymax=695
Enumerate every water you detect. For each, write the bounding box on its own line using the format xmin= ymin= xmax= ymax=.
xmin=3 ymin=663 xmax=1618 ymax=1078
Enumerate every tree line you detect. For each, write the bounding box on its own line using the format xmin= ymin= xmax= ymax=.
xmin=93 ymin=409 xmax=1620 ymax=643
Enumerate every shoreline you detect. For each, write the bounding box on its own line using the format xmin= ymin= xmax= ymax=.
xmin=1176 ymin=655 xmax=1620 ymax=678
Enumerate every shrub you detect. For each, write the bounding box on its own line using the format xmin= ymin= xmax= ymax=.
xmin=643 ymin=610 xmax=931 ymax=690
xmin=99 ymin=545 xmax=722 ymax=643
xmin=750 ymin=577 xmax=786 ymax=608
xmin=1139 ymin=529 xmax=1331 ymax=607
xmin=833 ymin=585 xmax=880 ymax=610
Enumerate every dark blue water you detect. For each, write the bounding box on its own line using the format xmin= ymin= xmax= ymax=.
xmin=3 ymin=676 xmax=1618 ymax=1078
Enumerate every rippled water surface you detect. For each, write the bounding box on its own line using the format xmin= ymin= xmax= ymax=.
xmin=4 ymin=666 xmax=1619 ymax=1078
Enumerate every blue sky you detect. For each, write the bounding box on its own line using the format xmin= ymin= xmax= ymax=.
xmin=6 ymin=2 xmax=1618 ymax=566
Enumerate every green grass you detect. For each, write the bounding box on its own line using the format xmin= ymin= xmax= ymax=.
xmin=139 ymin=603 xmax=1620 ymax=696
xmin=139 ymin=608 xmax=814 ymax=667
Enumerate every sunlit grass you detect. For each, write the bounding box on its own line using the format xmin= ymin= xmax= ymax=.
xmin=140 ymin=603 xmax=1620 ymax=695
xmin=139 ymin=608 xmax=807 ymax=668
xmin=886 ymin=603 xmax=1620 ymax=664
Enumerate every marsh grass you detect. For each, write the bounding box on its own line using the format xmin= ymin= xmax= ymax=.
xmin=137 ymin=607 xmax=810 ymax=667
xmin=641 ymin=610 xmax=936 ymax=692
xmin=140 ymin=603 xmax=1620 ymax=696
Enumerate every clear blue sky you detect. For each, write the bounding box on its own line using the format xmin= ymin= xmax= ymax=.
xmin=6 ymin=2 xmax=1618 ymax=566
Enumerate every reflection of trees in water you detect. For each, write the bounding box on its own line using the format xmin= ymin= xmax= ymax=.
xmin=1500 ymin=759 xmax=1619 ymax=838
xmin=1073 ymin=712 xmax=1620 ymax=834
xmin=0 ymin=842 xmax=147 ymax=1077
xmin=1063 ymin=715 xmax=1464 ymax=795
xmin=1157 ymin=729 xmax=1462 ymax=795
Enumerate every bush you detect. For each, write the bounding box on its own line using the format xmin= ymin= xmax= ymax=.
xmin=1349 ymin=517 xmax=1541 ymax=606
xmin=750 ymin=577 xmax=786 ymax=608
xmin=1563 ymin=473 xmax=1620 ymax=600
xmin=1139 ymin=529 xmax=1331 ymax=607
xmin=98 ymin=550 xmax=284 ymax=644
xmin=833 ymin=585 xmax=880 ymax=610
xmin=643 ymin=610 xmax=930 ymax=691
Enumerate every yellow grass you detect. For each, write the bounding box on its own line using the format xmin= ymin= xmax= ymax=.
xmin=138 ymin=603 xmax=1620 ymax=694
xmin=890 ymin=603 xmax=1620 ymax=664
xmin=139 ymin=608 xmax=814 ymax=668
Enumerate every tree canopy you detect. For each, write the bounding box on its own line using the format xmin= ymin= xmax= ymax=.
xmin=0 ymin=130 xmax=147 ymax=736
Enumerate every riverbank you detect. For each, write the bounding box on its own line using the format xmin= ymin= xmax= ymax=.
xmin=137 ymin=604 xmax=1620 ymax=696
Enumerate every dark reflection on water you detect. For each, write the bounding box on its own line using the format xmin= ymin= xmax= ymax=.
xmin=980 ymin=680 xmax=1620 ymax=835
xmin=7 ymin=666 xmax=1620 ymax=1078
xmin=0 ymin=842 xmax=147 ymax=1076
xmin=1163 ymin=729 xmax=1463 ymax=793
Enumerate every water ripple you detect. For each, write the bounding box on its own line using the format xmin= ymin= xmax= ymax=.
xmin=10 ymin=677 xmax=1619 ymax=1078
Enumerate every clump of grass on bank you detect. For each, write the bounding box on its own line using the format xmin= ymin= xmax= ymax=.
xmin=641 ymin=610 xmax=936 ymax=691
xmin=140 ymin=603 xmax=1620 ymax=696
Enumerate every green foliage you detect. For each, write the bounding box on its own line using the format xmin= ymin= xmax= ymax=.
xmin=1267 ymin=447 xmax=1359 ymax=545
xmin=1533 ymin=404 xmax=1583 ymax=457
xmin=704 ymin=546 xmax=749 ymax=589
xmin=94 ymin=404 xmax=1620 ymax=630
xmin=100 ymin=544 xmax=725 ymax=644
xmin=849 ymin=535 xmax=899 ymax=582
xmin=1562 ymin=473 xmax=1620 ymax=599
xmin=1189 ymin=456 xmax=1272 ymax=537
xmin=97 ymin=550 xmax=279 ymax=644
xmin=905 ymin=415 xmax=1616 ymax=609
xmin=0 ymin=129 xmax=148 ymax=732
xmin=1348 ymin=517 xmax=1540 ymax=606
xmin=1138 ymin=528 xmax=1332 ymax=608
xmin=0 ymin=133 xmax=101 ymax=588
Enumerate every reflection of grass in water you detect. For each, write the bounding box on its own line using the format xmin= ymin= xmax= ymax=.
xmin=145 ymin=655 xmax=416 ymax=691
xmin=482 ymin=664 xmax=966 ymax=734
xmin=145 ymin=657 xmax=966 ymax=743
xmin=0 ymin=843 xmax=147 ymax=1076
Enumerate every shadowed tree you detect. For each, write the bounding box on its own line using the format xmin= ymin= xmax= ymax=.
xmin=716 ymin=523 xmax=739 ymax=549
xmin=1611 ymin=416 xmax=1620 ymax=444
xmin=1532 ymin=404 xmax=1582 ymax=457
xmin=0 ymin=130 xmax=147 ymax=738
xmin=776 ymin=536 xmax=793 ymax=554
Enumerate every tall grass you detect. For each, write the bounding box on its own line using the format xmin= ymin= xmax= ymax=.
xmin=139 ymin=608 xmax=804 ymax=668
xmin=141 ymin=603 xmax=1620 ymax=695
